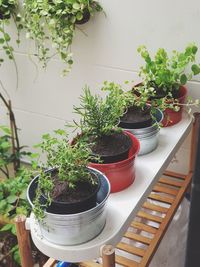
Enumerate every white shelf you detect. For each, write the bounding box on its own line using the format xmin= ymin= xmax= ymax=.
xmin=29 ymin=112 xmax=193 ymax=262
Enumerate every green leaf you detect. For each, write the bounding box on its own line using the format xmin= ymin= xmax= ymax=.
xmin=6 ymin=195 xmax=17 ymax=204
xmin=54 ymin=129 xmax=66 ymax=135
xmin=0 ymin=223 xmax=13 ymax=232
xmin=192 ymin=64 xmax=200 ymax=75
xmin=14 ymin=249 xmax=21 ymax=265
xmin=4 ymin=33 xmax=11 ymax=42
xmin=10 ymin=244 xmax=18 ymax=253
xmin=73 ymin=3 xmax=80 ymax=10
xmin=30 ymin=153 xmax=39 ymax=159
xmin=192 ymin=45 xmax=198 ymax=54
xmin=11 ymin=224 xmax=16 ymax=235
xmin=19 ymin=189 xmax=27 ymax=200
xmin=40 ymin=10 xmax=48 ymax=16
xmin=76 ymin=12 xmax=83 ymax=21
xmin=0 ymin=126 xmax=11 ymax=135
xmin=16 ymin=206 xmax=28 ymax=216
xmin=0 ymin=199 xmax=7 ymax=210
xmin=0 ymin=141 xmax=10 ymax=150
xmin=68 ymin=59 xmax=73 ymax=65
xmin=42 ymin=133 xmax=50 ymax=140
xmin=0 ymin=38 xmax=4 ymax=44
xmin=180 ymin=74 xmax=187 ymax=85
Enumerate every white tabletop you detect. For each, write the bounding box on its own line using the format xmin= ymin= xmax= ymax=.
xmin=29 ymin=112 xmax=193 ymax=262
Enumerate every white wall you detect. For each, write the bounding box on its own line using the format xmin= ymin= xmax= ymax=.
xmin=0 ymin=0 xmax=200 ymax=171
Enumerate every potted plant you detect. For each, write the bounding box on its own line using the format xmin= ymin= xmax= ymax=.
xmin=22 ymin=0 xmax=103 ymax=75
xmin=137 ymin=44 xmax=200 ymax=126
xmin=100 ymin=81 xmax=165 ymax=156
xmin=73 ymin=85 xmax=140 ymax=193
xmin=27 ymin=129 xmax=110 ymax=245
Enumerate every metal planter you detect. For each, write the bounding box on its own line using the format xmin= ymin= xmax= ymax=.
xmin=27 ymin=167 xmax=110 ymax=245
xmin=123 ymin=109 xmax=163 ymax=156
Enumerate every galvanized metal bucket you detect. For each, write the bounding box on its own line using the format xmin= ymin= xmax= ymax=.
xmin=124 ymin=109 xmax=163 ymax=156
xmin=27 ymin=167 xmax=110 ymax=245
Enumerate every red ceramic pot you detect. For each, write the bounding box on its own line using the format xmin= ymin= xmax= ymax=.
xmin=162 ymin=86 xmax=187 ymax=127
xmin=89 ymin=131 xmax=140 ymax=193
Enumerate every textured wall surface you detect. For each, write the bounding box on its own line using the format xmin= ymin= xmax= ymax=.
xmin=0 ymin=0 xmax=200 ymax=171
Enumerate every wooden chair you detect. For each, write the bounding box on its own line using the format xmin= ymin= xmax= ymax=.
xmin=15 ymin=113 xmax=200 ymax=267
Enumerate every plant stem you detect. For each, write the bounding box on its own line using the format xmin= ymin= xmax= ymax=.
xmin=0 ymin=82 xmax=20 ymax=173
xmin=0 ymin=166 xmax=9 ymax=178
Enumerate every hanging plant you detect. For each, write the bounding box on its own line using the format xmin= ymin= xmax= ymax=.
xmin=22 ymin=0 xmax=103 ymax=75
xmin=0 ymin=0 xmax=23 ymax=88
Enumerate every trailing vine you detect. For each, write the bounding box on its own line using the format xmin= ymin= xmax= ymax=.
xmin=0 ymin=0 xmax=23 ymax=89
xmin=0 ymin=88 xmax=20 ymax=176
xmin=22 ymin=0 xmax=103 ymax=75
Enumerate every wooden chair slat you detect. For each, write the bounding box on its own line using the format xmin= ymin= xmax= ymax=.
xmin=124 ymin=232 xmax=152 ymax=245
xmin=163 ymin=170 xmax=187 ymax=180
xmin=158 ymin=177 xmax=184 ymax=188
xmin=115 ymin=255 xmax=139 ymax=267
xmin=117 ymin=242 xmax=145 ymax=257
xmin=153 ymin=185 xmax=178 ymax=196
xmin=131 ymin=221 xmax=157 ymax=234
xmin=148 ymin=193 xmax=174 ymax=204
xmin=137 ymin=211 xmax=163 ymax=223
xmin=142 ymin=202 xmax=168 ymax=214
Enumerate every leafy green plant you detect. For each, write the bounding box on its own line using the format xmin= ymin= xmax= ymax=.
xmin=33 ymin=129 xmax=97 ymax=220
xmin=73 ymin=84 xmax=129 ymax=138
xmin=0 ymin=167 xmax=34 ymax=266
xmin=138 ymin=44 xmax=200 ymax=96
xmin=0 ymin=168 xmax=32 ymax=220
xmin=0 ymin=125 xmax=31 ymax=178
xmin=102 ymin=80 xmax=159 ymax=109
xmin=100 ymin=81 xmax=178 ymax=120
xmin=22 ymin=0 xmax=103 ymax=75
xmin=0 ymin=126 xmax=12 ymax=178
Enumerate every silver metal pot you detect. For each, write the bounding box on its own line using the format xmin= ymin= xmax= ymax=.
xmin=124 ymin=109 xmax=163 ymax=156
xmin=27 ymin=167 xmax=110 ymax=245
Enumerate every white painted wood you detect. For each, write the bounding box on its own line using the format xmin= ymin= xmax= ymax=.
xmin=29 ymin=112 xmax=192 ymax=262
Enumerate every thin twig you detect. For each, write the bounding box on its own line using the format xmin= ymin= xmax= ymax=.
xmin=0 ymin=85 xmax=20 ymax=173
xmin=0 ymin=166 xmax=9 ymax=178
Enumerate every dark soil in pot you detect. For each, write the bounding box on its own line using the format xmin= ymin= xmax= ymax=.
xmin=119 ymin=105 xmax=152 ymax=129
xmin=40 ymin=169 xmax=100 ymax=214
xmin=91 ymin=132 xmax=132 ymax=164
xmin=75 ymin=9 xmax=90 ymax=25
